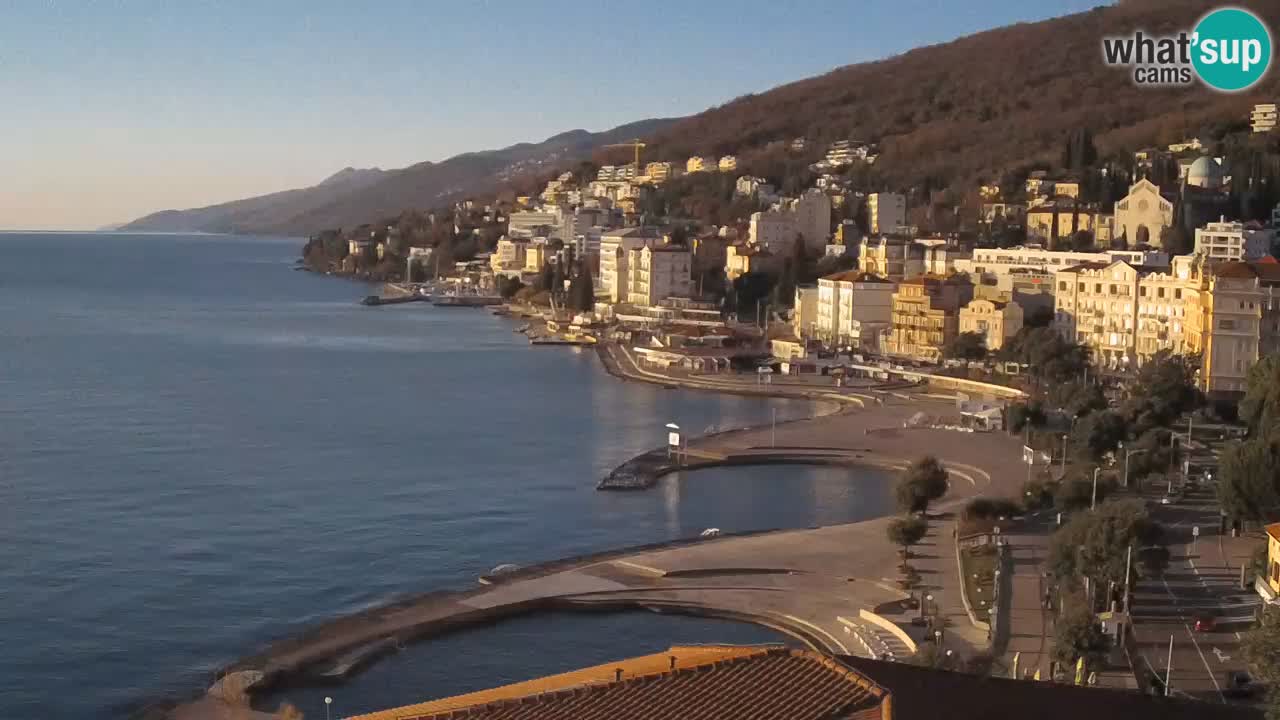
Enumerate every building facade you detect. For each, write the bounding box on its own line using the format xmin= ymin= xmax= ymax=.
xmin=959 ymin=297 xmax=1024 ymax=351
xmin=1195 ymin=218 xmax=1274 ymax=264
xmin=627 ymin=245 xmax=692 ymax=307
xmin=1114 ymin=179 xmax=1174 ymax=248
xmin=882 ymin=275 xmax=974 ymax=361
xmin=867 ymin=192 xmax=905 ymax=234
xmin=815 ymin=271 xmax=895 ymax=348
xmin=599 ymin=227 xmax=664 ymax=303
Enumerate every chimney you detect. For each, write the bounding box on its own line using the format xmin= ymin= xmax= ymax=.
xmin=670 ymin=656 xmax=677 ymax=670
xmin=615 ymin=668 xmax=623 ymax=682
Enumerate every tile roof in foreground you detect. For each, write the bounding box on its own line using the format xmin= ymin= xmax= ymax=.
xmin=349 ymin=645 xmax=886 ymax=720
xmin=349 ymin=645 xmax=1261 ymax=720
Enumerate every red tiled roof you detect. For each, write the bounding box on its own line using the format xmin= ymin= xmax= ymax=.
xmin=1267 ymin=522 xmax=1280 ymax=543
xmin=383 ymin=648 xmax=886 ymax=720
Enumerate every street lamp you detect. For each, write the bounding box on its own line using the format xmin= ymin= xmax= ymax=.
xmin=324 ymin=696 xmax=333 ymax=720
xmin=666 ymin=422 xmax=681 ymax=464
xmin=1092 ymin=467 xmax=1101 ymax=510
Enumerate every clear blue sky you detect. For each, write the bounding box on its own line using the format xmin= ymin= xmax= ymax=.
xmin=0 ymin=0 xmax=1106 ymax=230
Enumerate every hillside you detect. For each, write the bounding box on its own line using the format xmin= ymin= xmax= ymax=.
xmin=121 ymin=118 xmax=677 ymax=235
xmin=643 ymin=0 xmax=1280 ymax=194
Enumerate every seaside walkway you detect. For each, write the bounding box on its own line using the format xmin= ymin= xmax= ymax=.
xmin=172 ymin=347 xmax=1048 ymax=720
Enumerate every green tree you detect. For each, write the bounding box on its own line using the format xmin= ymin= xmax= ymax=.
xmin=1243 ymin=605 xmax=1280 ymax=719
xmin=1047 ymin=499 xmax=1165 ymax=591
xmin=886 ymin=516 xmax=928 ymax=560
xmin=1242 ymin=355 xmax=1280 ymax=434
xmin=1119 ymin=351 xmax=1200 ymax=434
xmin=1052 ymin=590 xmax=1109 ymax=670
xmin=1070 ymin=410 xmax=1126 ymax=461
xmin=943 ymin=331 xmax=988 ymax=362
xmin=895 ymin=477 xmax=930 ymax=514
xmin=905 ymin=456 xmax=950 ymax=502
xmin=1218 ymin=438 xmax=1280 ymax=523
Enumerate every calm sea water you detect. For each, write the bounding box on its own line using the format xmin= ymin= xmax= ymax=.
xmin=0 ymin=233 xmax=892 ymax=719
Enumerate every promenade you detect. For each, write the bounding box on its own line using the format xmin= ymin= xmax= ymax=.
xmin=173 ymin=345 xmax=1040 ymax=720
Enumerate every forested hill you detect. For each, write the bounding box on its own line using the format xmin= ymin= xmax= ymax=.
xmin=640 ymin=0 xmax=1280 ymax=194
xmin=120 ymin=118 xmax=677 ymax=236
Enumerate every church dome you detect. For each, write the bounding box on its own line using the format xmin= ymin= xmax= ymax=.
xmin=1187 ymin=156 xmax=1224 ymax=189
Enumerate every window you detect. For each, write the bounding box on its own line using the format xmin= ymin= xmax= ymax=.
xmin=1158 ymin=288 xmax=1165 ymax=299
xmin=1059 ymin=281 xmax=1068 ymax=291
xmin=1078 ymin=283 xmax=1085 ymax=292
xmin=1140 ymin=286 xmax=1147 ymax=297
xmin=1095 ymin=283 xmax=1102 ymax=293
xmin=1175 ymin=289 xmax=1182 ymax=300
xmin=1221 ymin=319 xmax=1236 ymax=330
xmin=1110 ymin=284 xmax=1117 ymax=295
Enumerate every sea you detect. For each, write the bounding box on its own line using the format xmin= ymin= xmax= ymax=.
xmin=0 ymin=232 xmax=894 ymax=719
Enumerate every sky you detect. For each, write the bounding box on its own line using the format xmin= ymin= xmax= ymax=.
xmin=0 ymin=0 xmax=1107 ymax=230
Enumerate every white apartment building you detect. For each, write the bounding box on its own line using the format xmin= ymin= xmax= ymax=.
xmin=746 ymin=190 xmax=832 ymax=253
xmin=507 ymin=209 xmax=562 ymax=240
xmin=1253 ymin=103 xmax=1278 ymax=133
xmin=790 ymin=189 xmax=832 ymax=249
xmin=815 ymin=271 xmax=895 ymax=347
xmin=735 ymin=176 xmax=776 ymax=199
xmin=825 ymin=140 xmax=870 ymax=167
xmin=793 ymin=286 xmax=820 ymax=339
xmin=1195 ymin=218 xmax=1274 ymax=263
xmin=955 ymin=246 xmax=1169 ymax=280
xmin=1168 ymin=138 xmax=1204 ymax=153
xmin=748 ymin=210 xmax=797 ymax=253
xmin=627 ymin=245 xmax=692 ymax=307
xmin=867 ymin=193 xmax=906 ymax=234
xmin=1113 ymin=179 xmax=1173 ymax=248
xmin=718 ymin=155 xmax=738 ymax=172
xmin=597 ymin=164 xmax=637 ymax=182
xmin=599 ymin=227 xmax=664 ymax=303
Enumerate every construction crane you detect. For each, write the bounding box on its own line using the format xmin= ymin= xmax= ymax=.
xmin=603 ymin=138 xmax=647 ymax=174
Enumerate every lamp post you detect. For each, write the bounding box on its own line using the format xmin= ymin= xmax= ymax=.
xmin=771 ymin=408 xmax=777 ymax=448
xmin=324 ymin=696 xmax=333 ymax=720
xmin=666 ymin=422 xmax=681 ymax=464
xmin=1091 ymin=467 xmax=1102 ymax=510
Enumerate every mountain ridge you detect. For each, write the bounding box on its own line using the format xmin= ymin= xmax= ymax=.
xmin=121 ymin=119 xmax=677 ymax=235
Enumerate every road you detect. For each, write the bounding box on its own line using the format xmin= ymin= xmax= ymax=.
xmin=1128 ymin=462 xmax=1260 ymax=703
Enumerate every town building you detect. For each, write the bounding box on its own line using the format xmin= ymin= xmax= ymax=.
xmin=1168 ymin=138 xmax=1204 ymax=153
xmin=599 ymin=226 xmax=665 ymax=303
xmin=1025 ymin=174 xmax=1055 ymax=198
xmin=724 ymin=243 xmax=780 ymax=281
xmin=959 ymin=296 xmax=1024 ymax=351
xmin=1054 ymin=181 xmax=1081 ymax=199
xmin=815 ymin=271 xmax=894 ymax=348
xmin=686 ymin=156 xmax=715 ymax=173
xmin=507 ymin=209 xmax=562 ymax=239
xmin=748 ymin=209 xmax=797 ymax=253
xmin=489 ymin=237 xmax=528 ymax=276
xmin=643 ymin=161 xmax=676 ymax=184
xmin=1025 ymin=201 xmax=1102 ymax=243
xmin=882 ymin=274 xmax=974 ymax=361
xmin=792 ymin=285 xmax=820 ymax=339
xmin=979 ymin=183 xmax=1002 ymax=200
xmin=718 ymin=155 xmax=738 ymax=172
xmin=746 ymin=189 xmax=831 ymax=252
xmin=1253 ymin=102 xmax=1278 ymax=133
xmin=1113 ymin=179 xmax=1174 ymax=248
xmin=867 ymin=192 xmax=905 ymax=234
xmin=858 ymin=237 xmax=920 ymax=281
xmin=824 ymin=139 xmax=871 ymax=167
xmin=981 ymin=203 xmax=1027 ymax=224
xmin=735 ymin=175 xmax=776 ymax=199
xmin=626 ymin=244 xmax=692 ymax=307
xmin=1189 ymin=259 xmax=1280 ymax=394
xmin=1195 ymin=218 xmax=1274 ymax=263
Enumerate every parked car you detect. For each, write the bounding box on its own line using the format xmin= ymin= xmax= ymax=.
xmin=1224 ymin=670 xmax=1264 ymax=698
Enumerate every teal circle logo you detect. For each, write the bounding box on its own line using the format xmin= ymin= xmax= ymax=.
xmin=1192 ymin=8 xmax=1272 ymax=91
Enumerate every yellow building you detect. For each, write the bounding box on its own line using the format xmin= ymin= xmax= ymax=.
xmin=959 ymin=296 xmax=1024 ymax=351
xmin=686 ymin=155 xmax=715 ymax=173
xmin=718 ymin=155 xmax=738 ymax=172
xmin=883 ymin=275 xmax=974 ymax=361
xmin=643 ymin=161 xmax=675 ymax=183
xmin=1026 ymin=201 xmax=1099 ymax=243
xmin=1262 ymin=524 xmax=1280 ymax=601
xmin=724 ymin=243 xmax=780 ymax=281
xmin=1054 ymin=181 xmax=1081 ymax=199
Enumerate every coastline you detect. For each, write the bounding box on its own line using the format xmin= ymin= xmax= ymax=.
xmin=165 ymin=329 xmax=1028 ymax=720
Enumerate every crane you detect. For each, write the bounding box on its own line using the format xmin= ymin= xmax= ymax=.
xmin=603 ymin=138 xmax=647 ymax=174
